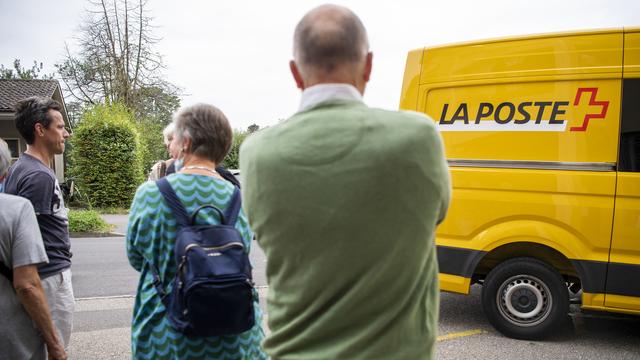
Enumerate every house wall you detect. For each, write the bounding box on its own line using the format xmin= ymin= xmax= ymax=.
xmin=0 ymin=113 xmax=24 ymax=159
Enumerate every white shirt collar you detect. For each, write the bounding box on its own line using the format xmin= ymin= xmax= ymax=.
xmin=298 ymin=83 xmax=364 ymax=112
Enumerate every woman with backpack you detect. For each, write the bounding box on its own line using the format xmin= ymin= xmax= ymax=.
xmin=126 ymin=104 xmax=266 ymax=359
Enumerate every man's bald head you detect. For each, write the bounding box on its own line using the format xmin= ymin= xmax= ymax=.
xmin=293 ymin=4 xmax=369 ymax=75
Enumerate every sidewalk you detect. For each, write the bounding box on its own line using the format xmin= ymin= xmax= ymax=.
xmin=70 ymin=288 xmax=269 ymax=359
xmin=100 ymin=214 xmax=128 ymax=236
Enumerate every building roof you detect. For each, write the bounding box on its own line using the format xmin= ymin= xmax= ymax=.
xmin=0 ymin=79 xmax=60 ymax=112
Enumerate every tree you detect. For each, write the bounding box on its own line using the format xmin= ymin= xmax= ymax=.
xmin=126 ymin=85 xmax=180 ymax=171
xmin=247 ymin=124 xmax=260 ymax=133
xmin=0 ymin=59 xmax=55 ymax=80
xmin=57 ymin=0 xmax=180 ymax=172
xmin=55 ymin=0 xmax=180 ymax=120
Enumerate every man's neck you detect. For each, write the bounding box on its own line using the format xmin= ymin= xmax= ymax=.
xmin=24 ymin=145 xmax=53 ymax=168
xmin=300 ymin=63 xmax=368 ymax=95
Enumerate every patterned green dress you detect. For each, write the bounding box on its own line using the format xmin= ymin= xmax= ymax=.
xmin=126 ymin=174 xmax=266 ymax=359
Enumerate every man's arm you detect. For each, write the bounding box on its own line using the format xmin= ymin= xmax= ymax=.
xmin=13 ymin=265 xmax=67 ymax=360
xmin=10 ymin=198 xmax=66 ymax=359
xmin=126 ymin=184 xmax=150 ymax=272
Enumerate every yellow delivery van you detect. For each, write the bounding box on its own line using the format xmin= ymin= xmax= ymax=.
xmin=400 ymin=28 xmax=640 ymax=339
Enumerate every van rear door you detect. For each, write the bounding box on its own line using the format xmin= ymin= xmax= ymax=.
xmin=606 ymin=31 xmax=640 ymax=312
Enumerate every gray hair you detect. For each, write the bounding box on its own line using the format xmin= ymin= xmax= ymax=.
xmin=162 ymin=122 xmax=175 ymax=146
xmin=0 ymin=139 xmax=12 ymax=177
xmin=173 ymin=104 xmax=232 ymax=164
xmin=293 ymin=4 xmax=369 ymax=73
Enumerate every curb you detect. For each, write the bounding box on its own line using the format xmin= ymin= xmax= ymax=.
xmin=70 ymin=232 xmax=125 ymax=238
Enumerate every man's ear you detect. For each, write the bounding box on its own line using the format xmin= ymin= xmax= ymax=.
xmin=34 ymin=123 xmax=45 ymax=137
xmin=363 ymin=52 xmax=373 ymax=83
xmin=290 ymin=60 xmax=305 ymax=90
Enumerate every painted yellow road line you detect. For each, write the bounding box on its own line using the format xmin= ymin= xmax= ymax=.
xmin=437 ymin=329 xmax=485 ymax=342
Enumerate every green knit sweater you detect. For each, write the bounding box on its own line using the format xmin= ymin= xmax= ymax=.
xmin=240 ymin=101 xmax=450 ymax=360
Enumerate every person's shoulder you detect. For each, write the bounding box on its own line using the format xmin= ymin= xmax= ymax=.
xmin=12 ymin=155 xmax=55 ymax=179
xmin=0 ymin=193 xmax=33 ymax=207
xmin=138 ymin=178 xmax=160 ymax=192
xmin=372 ymin=107 xmax=436 ymax=125
xmin=239 ymin=125 xmax=279 ymax=155
xmin=133 ymin=179 xmax=161 ymax=202
xmin=0 ymin=193 xmax=36 ymax=217
xmin=367 ymin=107 xmax=439 ymax=136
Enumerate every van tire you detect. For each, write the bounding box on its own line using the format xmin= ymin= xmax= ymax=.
xmin=482 ymin=257 xmax=569 ymax=340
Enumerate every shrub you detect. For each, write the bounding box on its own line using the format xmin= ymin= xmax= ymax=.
xmin=68 ymin=210 xmax=111 ymax=233
xmin=223 ymin=130 xmax=248 ymax=169
xmin=136 ymin=118 xmax=167 ymax=173
xmin=70 ymin=103 xmax=145 ymax=208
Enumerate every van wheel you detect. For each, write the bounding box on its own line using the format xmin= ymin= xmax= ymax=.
xmin=482 ymin=257 xmax=569 ymax=340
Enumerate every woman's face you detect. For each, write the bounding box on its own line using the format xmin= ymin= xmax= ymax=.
xmin=168 ymin=134 xmax=180 ymax=159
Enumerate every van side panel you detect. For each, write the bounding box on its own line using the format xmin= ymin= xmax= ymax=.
xmin=399 ymin=49 xmax=423 ymax=111
xmin=406 ymin=31 xmax=624 ymax=309
xmin=623 ymin=28 xmax=640 ymax=78
xmin=437 ymin=169 xmax=615 ymax=260
xmin=420 ymin=30 xmax=622 ymax=85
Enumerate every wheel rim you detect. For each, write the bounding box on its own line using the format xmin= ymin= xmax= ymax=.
xmin=496 ymin=274 xmax=552 ymax=327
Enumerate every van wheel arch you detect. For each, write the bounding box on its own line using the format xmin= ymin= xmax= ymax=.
xmin=472 ymin=242 xmax=581 ymax=288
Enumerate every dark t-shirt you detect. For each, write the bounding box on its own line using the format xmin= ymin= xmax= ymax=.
xmin=4 ymin=153 xmax=71 ymax=278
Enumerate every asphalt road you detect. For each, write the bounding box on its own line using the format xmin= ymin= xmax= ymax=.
xmin=69 ymin=236 xmax=640 ymax=359
xmin=70 ymin=236 xmax=267 ymax=298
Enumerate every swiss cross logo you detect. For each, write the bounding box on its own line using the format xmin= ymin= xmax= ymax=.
xmin=569 ymin=88 xmax=610 ymax=132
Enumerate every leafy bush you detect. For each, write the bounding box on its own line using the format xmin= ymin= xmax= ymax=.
xmin=69 ymin=103 xmax=145 ymax=208
xmin=223 ymin=130 xmax=249 ymax=169
xmin=136 ymin=118 xmax=167 ymax=173
xmin=68 ymin=210 xmax=111 ymax=233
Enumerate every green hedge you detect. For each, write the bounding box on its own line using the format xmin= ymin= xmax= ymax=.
xmin=223 ymin=130 xmax=248 ymax=169
xmin=137 ymin=119 xmax=168 ymax=173
xmin=70 ymin=103 xmax=145 ymax=208
xmin=68 ymin=210 xmax=111 ymax=233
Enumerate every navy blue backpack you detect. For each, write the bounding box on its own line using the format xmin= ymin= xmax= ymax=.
xmin=152 ymin=178 xmax=255 ymax=337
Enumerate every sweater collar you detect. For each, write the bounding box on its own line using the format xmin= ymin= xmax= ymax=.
xmin=298 ymin=83 xmax=364 ymax=112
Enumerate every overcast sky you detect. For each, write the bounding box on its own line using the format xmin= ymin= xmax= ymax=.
xmin=1 ymin=0 xmax=638 ymax=130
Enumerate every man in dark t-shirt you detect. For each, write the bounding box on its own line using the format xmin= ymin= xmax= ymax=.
xmin=4 ymin=97 xmax=74 ymax=352
xmin=5 ymin=154 xmax=71 ymax=275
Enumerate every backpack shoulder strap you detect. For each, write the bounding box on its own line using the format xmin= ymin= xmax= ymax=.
xmin=0 ymin=261 xmax=13 ymax=282
xmin=146 ymin=260 xmax=170 ymax=309
xmin=223 ymin=187 xmax=242 ymax=226
xmin=216 ymin=166 xmax=241 ymax=188
xmin=156 ymin=178 xmax=190 ymax=228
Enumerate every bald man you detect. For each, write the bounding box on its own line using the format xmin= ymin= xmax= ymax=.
xmin=240 ymin=4 xmax=450 ymax=359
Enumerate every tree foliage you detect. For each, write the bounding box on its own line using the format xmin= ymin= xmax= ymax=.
xmin=223 ymin=124 xmax=260 ymax=169
xmin=134 ymin=85 xmax=179 ymax=171
xmin=70 ymin=103 xmax=144 ymax=208
xmin=247 ymin=124 xmax=260 ymax=133
xmin=57 ymin=0 xmax=180 ymax=173
xmin=136 ymin=118 xmax=166 ymax=171
xmin=56 ymin=0 xmax=180 ymax=123
xmin=0 ymin=59 xmax=55 ymax=80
